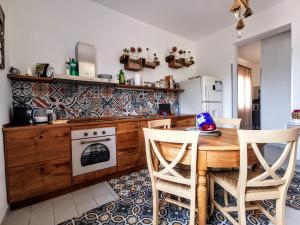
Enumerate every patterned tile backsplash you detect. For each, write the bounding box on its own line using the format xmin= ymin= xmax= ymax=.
xmin=11 ymin=81 xmax=179 ymax=119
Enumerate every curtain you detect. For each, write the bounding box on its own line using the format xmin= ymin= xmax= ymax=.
xmin=238 ymin=65 xmax=252 ymax=129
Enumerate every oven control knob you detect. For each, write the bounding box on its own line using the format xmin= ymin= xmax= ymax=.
xmin=84 ymin=132 xmax=88 ymax=137
xmin=102 ymin=131 xmax=106 ymax=135
xmin=93 ymin=131 xmax=97 ymax=135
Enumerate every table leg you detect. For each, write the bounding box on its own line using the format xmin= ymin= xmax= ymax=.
xmin=197 ymin=170 xmax=207 ymax=225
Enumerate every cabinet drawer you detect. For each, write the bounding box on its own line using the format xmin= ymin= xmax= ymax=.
xmin=117 ymin=131 xmax=139 ymax=150
xmin=175 ymin=118 xmax=195 ymax=127
xmin=5 ymin=127 xmax=71 ymax=167
xmin=117 ymin=147 xmax=140 ymax=171
xmin=8 ymin=157 xmax=71 ymax=203
xmin=116 ymin=122 xmax=138 ymax=134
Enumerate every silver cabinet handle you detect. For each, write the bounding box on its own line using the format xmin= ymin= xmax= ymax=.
xmin=80 ymin=138 xmax=111 ymax=145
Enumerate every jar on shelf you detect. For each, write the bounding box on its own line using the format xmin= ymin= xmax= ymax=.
xmin=159 ymin=79 xmax=164 ymax=88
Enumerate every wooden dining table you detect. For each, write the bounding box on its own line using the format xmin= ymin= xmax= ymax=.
xmin=157 ymin=127 xmax=258 ymax=225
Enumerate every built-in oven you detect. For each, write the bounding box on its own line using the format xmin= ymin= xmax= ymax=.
xmin=71 ymin=127 xmax=116 ymax=176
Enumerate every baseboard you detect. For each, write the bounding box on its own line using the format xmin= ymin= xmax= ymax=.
xmin=0 ymin=207 xmax=9 ymax=225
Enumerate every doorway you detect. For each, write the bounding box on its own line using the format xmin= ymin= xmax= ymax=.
xmin=237 ymin=41 xmax=261 ymax=129
xmin=236 ymin=30 xmax=291 ymax=130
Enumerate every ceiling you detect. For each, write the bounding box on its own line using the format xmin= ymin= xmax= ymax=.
xmin=91 ymin=0 xmax=285 ymax=41
xmin=238 ymin=41 xmax=261 ymax=64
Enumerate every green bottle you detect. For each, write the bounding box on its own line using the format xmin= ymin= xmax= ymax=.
xmin=69 ymin=58 xmax=77 ymax=76
xmin=75 ymin=59 xmax=79 ymax=76
xmin=118 ymin=69 xmax=125 ymax=84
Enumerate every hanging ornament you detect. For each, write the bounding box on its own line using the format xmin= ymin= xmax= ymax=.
xmin=243 ymin=7 xmax=253 ymax=18
xmin=230 ymin=0 xmax=254 ymax=37
xmin=240 ymin=0 xmax=250 ymax=9
xmin=230 ymin=0 xmax=242 ymax=13
xmin=236 ymin=19 xmax=245 ymax=30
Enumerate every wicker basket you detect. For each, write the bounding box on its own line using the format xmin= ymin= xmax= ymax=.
xmin=292 ymin=111 xmax=300 ymax=119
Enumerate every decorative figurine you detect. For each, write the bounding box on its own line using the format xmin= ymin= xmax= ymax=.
xmin=196 ymin=113 xmax=216 ymax=131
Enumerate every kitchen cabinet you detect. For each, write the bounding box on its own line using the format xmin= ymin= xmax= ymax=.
xmin=5 ymin=127 xmax=71 ymax=167
xmin=4 ymin=127 xmax=72 ymax=203
xmin=3 ymin=115 xmax=195 ymax=206
xmin=138 ymin=121 xmax=148 ymax=166
xmin=175 ymin=117 xmax=196 ymax=127
xmin=116 ymin=122 xmax=140 ymax=171
xmin=8 ymin=157 xmax=71 ymax=202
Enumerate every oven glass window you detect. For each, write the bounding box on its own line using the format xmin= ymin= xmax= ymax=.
xmin=81 ymin=143 xmax=110 ymax=167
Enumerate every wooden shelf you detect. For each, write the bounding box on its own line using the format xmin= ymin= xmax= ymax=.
xmin=8 ymin=74 xmax=55 ymax=82
xmin=117 ymin=84 xmax=183 ymax=92
xmin=7 ymin=74 xmax=184 ymax=92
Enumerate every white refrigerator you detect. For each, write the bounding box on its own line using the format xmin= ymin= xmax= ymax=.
xmin=179 ymin=76 xmax=223 ymax=117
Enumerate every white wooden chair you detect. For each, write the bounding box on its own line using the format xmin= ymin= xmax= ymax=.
xmin=212 ymin=117 xmax=242 ymax=206
xmin=213 ymin=118 xmax=242 ymax=129
xmin=209 ymin=128 xmax=300 ymax=225
xmin=143 ymin=128 xmax=200 ymax=225
xmin=148 ymin=119 xmax=171 ymax=129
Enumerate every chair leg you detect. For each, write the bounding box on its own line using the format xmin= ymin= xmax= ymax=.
xmin=190 ymin=195 xmax=196 ymax=225
xmin=153 ymin=190 xmax=159 ymax=225
xmin=237 ymin=197 xmax=247 ymax=225
xmin=276 ymin=198 xmax=286 ymax=225
xmin=224 ymin=191 xmax=229 ymax=206
xmin=253 ymin=201 xmax=261 ymax=217
xmin=178 ymin=197 xmax=182 ymax=210
xmin=209 ymin=177 xmax=215 ymax=216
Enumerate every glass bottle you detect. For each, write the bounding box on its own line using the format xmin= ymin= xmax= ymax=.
xmin=69 ymin=58 xmax=77 ymax=76
xmin=118 ymin=69 xmax=126 ymax=84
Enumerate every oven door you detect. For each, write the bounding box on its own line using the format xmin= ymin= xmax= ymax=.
xmin=72 ymin=135 xmax=116 ymax=176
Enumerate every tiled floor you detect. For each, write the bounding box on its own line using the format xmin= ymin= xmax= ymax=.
xmin=3 ymin=181 xmax=119 ymax=225
xmin=3 ymin=180 xmax=300 ymax=225
xmin=269 ymin=207 xmax=300 ymax=225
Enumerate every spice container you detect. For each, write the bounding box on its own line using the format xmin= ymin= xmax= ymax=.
xmin=159 ymin=79 xmax=164 ymax=88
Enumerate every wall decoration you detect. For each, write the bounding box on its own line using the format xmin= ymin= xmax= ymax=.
xmin=120 ymin=47 xmax=160 ymax=71
xmin=165 ymin=47 xmax=194 ymax=69
xmin=0 ymin=5 xmax=5 ymax=69
xmin=11 ymin=81 xmax=179 ymax=119
xmin=142 ymin=48 xmax=160 ymax=69
xmin=120 ymin=47 xmax=143 ymax=71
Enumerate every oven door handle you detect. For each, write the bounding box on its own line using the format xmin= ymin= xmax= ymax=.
xmin=80 ymin=138 xmax=111 ymax=145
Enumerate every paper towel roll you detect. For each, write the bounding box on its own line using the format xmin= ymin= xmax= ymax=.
xmin=135 ymin=73 xmax=142 ymax=85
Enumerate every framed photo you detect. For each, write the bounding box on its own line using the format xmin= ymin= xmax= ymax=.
xmin=0 ymin=5 xmax=5 ymax=69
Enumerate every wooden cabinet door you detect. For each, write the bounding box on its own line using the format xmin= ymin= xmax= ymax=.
xmin=8 ymin=163 xmax=43 ymax=203
xmin=116 ymin=122 xmax=140 ymax=171
xmin=175 ymin=117 xmax=196 ymax=127
xmin=39 ymin=157 xmax=71 ymax=193
xmin=138 ymin=121 xmax=148 ymax=166
xmin=8 ymin=157 xmax=71 ymax=203
xmin=5 ymin=127 xmax=71 ymax=168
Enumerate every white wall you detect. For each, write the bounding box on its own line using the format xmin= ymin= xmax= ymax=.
xmin=261 ymin=31 xmax=291 ymax=130
xmin=8 ymin=0 xmax=196 ymax=83
xmin=0 ymin=0 xmax=12 ymax=222
xmin=196 ymin=0 xmax=300 ymax=118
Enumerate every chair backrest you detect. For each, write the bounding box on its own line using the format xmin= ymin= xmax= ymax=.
xmin=214 ymin=118 xmax=242 ymax=129
xmin=148 ymin=119 xmax=171 ymax=129
xmin=237 ymin=128 xmax=300 ymax=192
xmin=143 ymin=128 xmax=200 ymax=187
